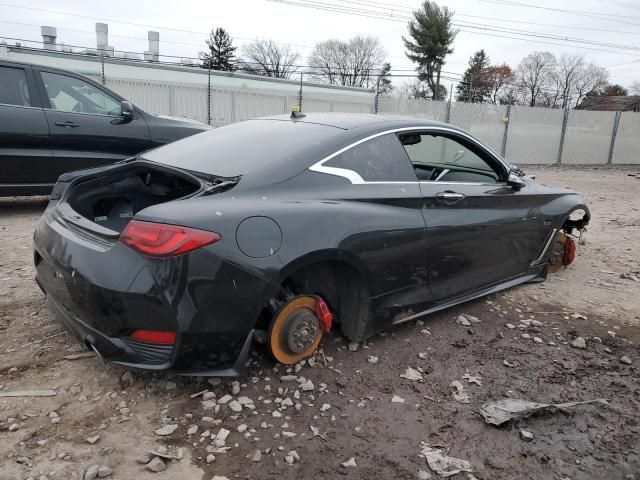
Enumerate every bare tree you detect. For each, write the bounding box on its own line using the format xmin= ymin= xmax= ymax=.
xmin=516 ymin=51 xmax=556 ymax=107
xmin=572 ymin=63 xmax=608 ymax=107
xmin=239 ymin=39 xmax=300 ymax=79
xmin=628 ymin=80 xmax=640 ymax=96
xmin=308 ymin=36 xmax=386 ymax=88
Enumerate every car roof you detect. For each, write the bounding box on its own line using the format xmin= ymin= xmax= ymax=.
xmin=255 ymin=112 xmax=452 ymax=131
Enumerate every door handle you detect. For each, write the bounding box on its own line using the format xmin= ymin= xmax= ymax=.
xmin=435 ymin=191 xmax=466 ymax=204
xmin=54 ymin=121 xmax=79 ymax=128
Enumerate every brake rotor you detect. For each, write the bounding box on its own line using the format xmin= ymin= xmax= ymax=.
xmin=548 ymin=233 xmax=568 ymax=273
xmin=268 ymin=296 xmax=324 ymax=365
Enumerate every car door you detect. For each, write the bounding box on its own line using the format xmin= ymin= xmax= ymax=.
xmin=0 ymin=62 xmax=52 ymax=192
xmin=34 ymin=68 xmax=152 ymax=182
xmin=398 ymin=129 xmax=548 ymax=302
xmin=314 ymin=132 xmax=433 ymax=332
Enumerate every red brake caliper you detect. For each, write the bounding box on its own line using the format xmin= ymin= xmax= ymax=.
xmin=314 ymin=297 xmax=333 ymax=333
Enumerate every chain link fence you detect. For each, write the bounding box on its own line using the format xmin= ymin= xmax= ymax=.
xmin=378 ymin=97 xmax=639 ymax=165
xmin=89 ymin=64 xmax=638 ymax=166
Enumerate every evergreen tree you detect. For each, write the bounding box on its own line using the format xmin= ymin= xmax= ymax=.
xmin=200 ymin=28 xmax=237 ymax=71
xmin=456 ymin=50 xmax=490 ymax=102
xmin=403 ymin=1 xmax=457 ymax=100
xmin=376 ymin=62 xmax=393 ymax=95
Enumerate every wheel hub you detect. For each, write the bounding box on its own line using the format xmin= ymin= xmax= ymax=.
xmin=284 ymin=309 xmax=319 ymax=354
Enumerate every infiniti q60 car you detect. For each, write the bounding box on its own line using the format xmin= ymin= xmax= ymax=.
xmin=33 ymin=113 xmax=590 ymax=376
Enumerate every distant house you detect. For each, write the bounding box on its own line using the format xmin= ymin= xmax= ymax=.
xmin=577 ymin=96 xmax=640 ymax=112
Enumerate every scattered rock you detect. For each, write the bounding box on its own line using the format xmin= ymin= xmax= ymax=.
xmin=187 ymin=425 xmax=198 ymax=435
xmin=206 ymin=454 xmax=216 ymax=464
xmin=228 ymin=400 xmax=242 ymax=412
xmin=520 ymin=430 xmax=534 ymax=442
xmin=450 ymin=381 xmax=470 ymax=404
xmin=400 ymin=367 xmax=423 ymax=381
xmin=154 ymin=424 xmax=178 ymax=436
xmin=237 ymin=424 xmax=248 ymax=433
xmin=341 ymin=457 xmax=357 ymax=468
xmin=417 ymin=469 xmax=432 ymax=479
xmin=391 ymin=395 xmax=405 ymax=404
xmin=251 ymin=449 xmax=262 ymax=462
xmin=456 ymin=315 xmax=471 ymax=327
xmin=462 ymin=373 xmax=482 ymax=385
xmin=84 ymin=465 xmax=100 ymax=480
xmin=367 ymin=356 xmax=379 ymax=364
xmin=571 ymin=337 xmax=587 ymax=349
xmin=145 ymin=457 xmax=166 ymax=473
xmin=211 ymin=476 xmax=230 ymax=480
xmin=218 ymin=394 xmax=232 ymax=404
xmin=503 ymin=359 xmax=519 ymax=368
xmin=86 ymin=435 xmax=101 ymax=445
xmin=231 ymin=381 xmax=241 ymax=395
xmin=300 ymin=379 xmax=314 ymax=391
xmin=121 ymin=371 xmax=134 ymax=386
xmin=280 ymin=375 xmax=297 ymax=382
xmin=97 ymin=466 xmax=112 ymax=478
xmin=348 ymin=342 xmax=359 ymax=352
xmin=320 ymin=403 xmax=331 ymax=412
xmin=620 ymin=356 xmax=632 ymax=365
xmin=136 ymin=453 xmax=152 ymax=465
xmin=417 ymin=352 xmax=428 ymax=360
xmin=8 ymin=423 xmax=19 ymax=432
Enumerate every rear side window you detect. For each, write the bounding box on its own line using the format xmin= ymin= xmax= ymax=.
xmin=325 ymin=133 xmax=417 ymax=182
xmin=0 ymin=66 xmax=31 ymax=107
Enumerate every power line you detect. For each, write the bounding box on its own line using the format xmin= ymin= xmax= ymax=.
xmin=268 ymin=0 xmax=640 ymax=56
xmin=477 ymin=0 xmax=640 ymax=26
xmin=332 ymin=0 xmax=640 ymax=35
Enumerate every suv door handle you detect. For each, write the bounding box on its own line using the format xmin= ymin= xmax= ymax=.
xmin=54 ymin=121 xmax=79 ymax=128
xmin=435 ymin=191 xmax=466 ymax=204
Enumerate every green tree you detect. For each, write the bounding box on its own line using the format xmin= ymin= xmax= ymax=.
xmin=376 ymin=62 xmax=393 ymax=95
xmin=200 ymin=28 xmax=237 ymax=71
xmin=456 ymin=50 xmax=490 ymax=102
xmin=403 ymin=1 xmax=457 ymax=100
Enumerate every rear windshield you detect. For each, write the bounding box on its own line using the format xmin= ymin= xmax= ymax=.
xmin=143 ymin=119 xmax=341 ymax=177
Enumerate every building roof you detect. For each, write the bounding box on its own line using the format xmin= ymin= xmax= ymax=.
xmin=577 ymin=96 xmax=640 ymax=112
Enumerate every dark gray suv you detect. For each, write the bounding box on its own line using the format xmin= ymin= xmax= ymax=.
xmin=0 ymin=60 xmax=209 ymax=196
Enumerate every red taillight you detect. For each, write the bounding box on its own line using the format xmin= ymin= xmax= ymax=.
xmin=120 ymin=220 xmax=220 ymax=258
xmin=130 ymin=329 xmax=176 ymax=345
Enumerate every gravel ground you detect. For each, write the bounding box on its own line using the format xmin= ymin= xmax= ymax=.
xmin=0 ymin=166 xmax=639 ymax=480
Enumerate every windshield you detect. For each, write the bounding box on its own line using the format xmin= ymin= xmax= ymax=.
xmin=142 ymin=119 xmax=341 ymax=177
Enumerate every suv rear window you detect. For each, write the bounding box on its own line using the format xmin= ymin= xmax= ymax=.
xmin=0 ymin=66 xmax=31 ymax=107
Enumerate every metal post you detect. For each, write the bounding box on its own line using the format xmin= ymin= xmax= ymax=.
xmin=445 ymin=99 xmax=452 ymax=124
xmin=374 ymin=76 xmax=381 ymax=114
xmin=207 ymin=66 xmax=212 ymax=126
xmin=298 ymin=72 xmax=303 ymax=112
xmin=556 ymin=107 xmax=570 ymax=165
xmin=607 ymin=111 xmax=621 ymax=165
xmin=501 ymin=105 xmax=511 ymax=158
xmin=230 ymin=91 xmax=236 ymax=123
xmin=100 ymin=52 xmax=106 ymax=86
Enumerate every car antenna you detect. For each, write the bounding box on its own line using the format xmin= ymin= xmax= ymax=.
xmin=290 ymin=106 xmax=305 ymax=119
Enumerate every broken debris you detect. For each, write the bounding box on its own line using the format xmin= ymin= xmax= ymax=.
xmin=0 ymin=389 xmax=57 ymax=398
xmin=400 ymin=367 xmax=424 ymax=381
xmin=450 ymin=381 xmax=470 ymax=404
xmin=420 ymin=443 xmax=473 ymax=478
xmin=479 ymin=398 xmax=607 ymax=426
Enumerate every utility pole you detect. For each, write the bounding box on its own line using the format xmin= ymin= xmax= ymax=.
xmin=435 ymin=61 xmax=442 ymax=101
xmin=298 ymin=72 xmax=303 ymax=112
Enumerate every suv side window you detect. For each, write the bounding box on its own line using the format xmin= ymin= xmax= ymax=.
xmin=0 ymin=66 xmax=31 ymax=107
xmin=324 ymin=133 xmax=417 ymax=182
xmin=399 ymin=133 xmax=501 ymax=183
xmin=40 ymin=71 xmax=121 ymax=116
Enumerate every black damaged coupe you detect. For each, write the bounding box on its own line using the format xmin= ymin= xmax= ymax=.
xmin=33 ymin=113 xmax=590 ymax=376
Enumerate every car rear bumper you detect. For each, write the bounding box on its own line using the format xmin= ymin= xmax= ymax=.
xmin=33 ymin=204 xmax=275 ymax=376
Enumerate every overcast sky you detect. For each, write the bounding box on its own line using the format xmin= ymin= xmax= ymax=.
xmin=1 ymin=0 xmax=638 ymax=88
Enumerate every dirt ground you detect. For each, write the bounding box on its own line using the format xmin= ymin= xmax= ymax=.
xmin=0 ymin=166 xmax=638 ymax=480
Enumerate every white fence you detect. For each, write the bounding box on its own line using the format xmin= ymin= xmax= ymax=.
xmin=95 ymin=75 xmax=638 ymax=166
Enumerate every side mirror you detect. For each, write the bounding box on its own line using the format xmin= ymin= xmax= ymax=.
xmin=507 ymin=171 xmax=527 ymax=190
xmin=120 ymin=101 xmax=134 ymax=118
